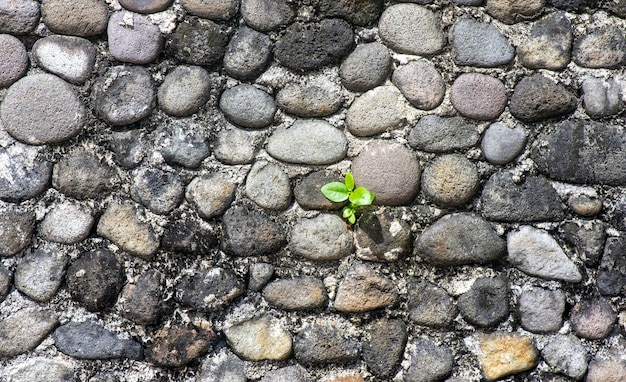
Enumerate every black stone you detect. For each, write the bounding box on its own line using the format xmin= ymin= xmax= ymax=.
xmin=457 ymin=277 xmax=510 ymax=328
xmin=509 ymin=74 xmax=577 ymax=122
xmin=221 ymin=206 xmax=286 ymax=257
xmin=120 ymin=270 xmax=168 ymax=325
xmin=355 ymin=210 xmax=412 ymax=262
xmin=146 ymin=324 xmax=217 ymax=368
xmin=363 ymin=318 xmax=407 ymax=378
xmin=550 ymin=0 xmax=590 ymax=10
xmin=161 ymin=213 xmax=218 ymax=255
xmin=175 ymin=268 xmax=244 ymax=311
xmin=293 ymin=321 xmax=360 ymax=366
xmin=318 ymin=0 xmax=383 ymax=26
xmin=169 ymin=18 xmax=229 ymax=66
xmin=54 ymin=320 xmax=143 ymax=360
xmin=560 ymin=220 xmax=606 ymax=266
xmin=408 ymin=279 xmax=457 ymax=328
xmin=597 ymin=236 xmax=626 ymax=296
xmin=110 ymin=130 xmax=146 ymax=169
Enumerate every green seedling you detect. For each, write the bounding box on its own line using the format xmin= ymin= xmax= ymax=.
xmin=321 ymin=171 xmax=375 ymax=225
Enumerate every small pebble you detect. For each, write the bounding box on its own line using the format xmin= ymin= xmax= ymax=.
xmin=175 ymin=267 xmax=244 ymax=311
xmin=0 ymin=207 xmax=34 ymax=257
xmin=485 ymin=0 xmax=544 ymax=24
xmin=241 ymin=0 xmax=294 ymax=32
xmin=293 ymin=319 xmax=360 ymax=366
xmin=378 ymin=4 xmax=445 ymax=55
xmin=3 ymin=358 xmax=74 ymax=382
xmin=224 ymin=315 xmax=293 ymax=361
xmin=158 ymin=65 xmax=211 ymax=116
xmin=318 ymin=0 xmax=383 ymax=26
xmin=582 ymin=77 xmax=623 ymax=119
xmin=0 ymin=308 xmax=58 ymax=357
xmin=541 ymin=335 xmax=588 ymax=380
xmin=481 ymin=123 xmax=527 ymax=165
xmin=408 ymin=115 xmax=480 ymax=153
xmin=392 ymin=60 xmax=445 ymax=110
xmin=15 ymin=248 xmax=68 ymax=302
xmin=458 ymin=277 xmax=510 ymax=328
xmin=362 ymin=319 xmax=407 ymax=379
xmin=570 ymin=298 xmax=617 ymax=340
xmin=263 ymin=277 xmax=328 ymax=310
xmin=181 ymin=0 xmax=240 ymax=20
xmin=518 ymin=12 xmax=572 ymax=70
xmin=214 ymin=126 xmax=264 ymax=165
xmin=407 ymin=279 xmax=457 ymax=328
xmin=41 ymin=0 xmax=109 ymax=36
xmin=334 ymin=263 xmax=398 ymax=313
xmin=0 ymin=0 xmax=39 ymax=34
xmin=224 ymin=26 xmax=271 ymax=80
xmin=405 ymin=339 xmax=454 ymax=382
xmin=597 ymin=236 xmax=626 ymax=296
xmin=290 ymin=214 xmax=353 ymax=261
xmin=52 ymin=149 xmax=117 ymax=200
xmin=450 ymin=73 xmax=507 ymax=120
xmin=276 ymin=83 xmax=342 ymax=117
xmin=421 ymin=154 xmax=479 ymax=207
xmin=294 ymin=171 xmax=348 ymax=211
xmin=475 ymin=332 xmax=538 ymax=381
xmin=119 ymin=270 xmax=166 ymax=325
xmin=147 ymin=324 xmax=216 ymax=367
xmin=185 ymin=173 xmax=237 ymax=219
xmin=219 ymin=84 xmax=276 ymax=128
xmin=346 ymin=86 xmax=406 ymax=137
xmin=221 ymin=206 xmax=286 ymax=256
xmin=108 ymin=11 xmax=163 ymax=64
xmin=450 ymin=18 xmax=515 ymax=67
xmin=340 ymin=42 xmax=392 ymax=92
xmin=573 ymin=26 xmax=626 ymax=68
xmin=245 ymin=161 xmax=292 ymax=210
xmin=131 ymin=167 xmax=185 ymax=215
xmin=248 ymin=262 xmax=274 ymax=292
xmin=157 ymin=122 xmax=210 ymax=168
xmin=518 ymin=287 xmax=565 ymax=333
xmin=0 ymin=34 xmax=28 ymax=87
xmin=32 ymin=35 xmax=96 ymax=84
xmin=54 ymin=320 xmax=143 ymax=360
xmin=119 ymin=0 xmax=174 ymax=13
xmin=198 ymin=350 xmax=246 ymax=382
xmin=161 ymin=212 xmax=218 ymax=255
xmin=355 ymin=210 xmax=412 ymax=262
xmin=509 ymin=73 xmax=577 ymax=122
xmin=169 ymin=18 xmax=228 ymax=66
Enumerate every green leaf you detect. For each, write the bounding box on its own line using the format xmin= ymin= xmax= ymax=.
xmin=349 ymin=187 xmax=375 ymax=206
xmin=342 ymin=205 xmax=354 ymax=218
xmin=321 ymin=182 xmax=349 ymax=202
xmin=344 ymin=171 xmax=355 ymax=191
xmin=348 ymin=213 xmax=356 ymax=224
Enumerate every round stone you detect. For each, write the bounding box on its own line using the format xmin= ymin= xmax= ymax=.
xmin=363 ymin=319 xmax=407 ymax=379
xmin=32 ymin=35 xmax=97 ymax=84
xmin=294 ymin=170 xmax=348 ymax=211
xmin=221 ymin=206 xmax=286 ymax=257
xmin=355 ymin=210 xmax=412 ymax=262
xmin=262 ymin=277 xmax=328 ymax=311
xmin=486 ymin=0 xmax=544 ymax=24
xmin=0 ymin=34 xmax=28 ymax=88
xmin=240 ymin=0 xmax=294 ymax=32
xmin=408 ymin=115 xmax=480 ymax=153
xmin=293 ymin=319 xmax=360 ymax=366
xmin=175 ymin=267 xmax=244 ymax=311
xmin=223 ymin=26 xmax=271 ymax=80
xmin=52 ymin=149 xmax=117 ymax=200
xmin=351 ymin=141 xmax=421 ymax=205
xmin=219 ymin=84 xmax=276 ymax=128
xmin=481 ymin=122 xmax=527 ymax=165
xmin=276 ymin=83 xmax=342 ymax=118
xmin=41 ymin=0 xmax=109 ymax=36
xmin=509 ymin=74 xmax=577 ymax=122
xmin=334 ymin=263 xmax=398 ymax=313
xmin=108 ymin=11 xmax=163 ymax=64
xmin=290 ymin=214 xmax=353 ymax=261
xmin=407 ymin=280 xmax=457 ymax=328
xmin=346 ymin=86 xmax=406 ymax=137
xmin=378 ymin=4 xmax=445 ymax=55
xmin=570 ymin=298 xmax=617 ymax=340
xmin=405 ymin=339 xmax=455 ymax=382
xmin=182 ymin=0 xmax=239 ymax=20
xmin=39 ymin=202 xmax=94 ymax=244
xmin=1 ymin=74 xmax=86 ymax=145
xmin=450 ymin=73 xmax=507 ymax=120
xmin=458 ymin=277 xmax=510 ymax=328
xmin=119 ymin=0 xmax=174 ymax=13
xmin=518 ymin=287 xmax=566 ymax=333
xmin=450 ymin=18 xmax=515 ymax=67
xmin=158 ymin=65 xmax=211 ymax=116
xmin=518 ymin=12 xmax=573 ymax=71
xmin=214 ymin=126 xmax=265 ymax=165
xmin=340 ymin=42 xmax=392 ymax=92
xmin=185 ymin=173 xmax=237 ymax=219
xmin=573 ymin=26 xmax=626 ymax=68
xmin=421 ymin=154 xmax=479 ymax=207
xmin=119 ymin=270 xmax=166 ymax=325
xmin=0 ymin=308 xmax=58 ymax=357
xmin=224 ymin=315 xmax=292 ymax=361
xmin=156 ymin=122 xmax=210 ymax=168
xmin=245 ymin=161 xmax=292 ymax=210
xmin=169 ymin=18 xmax=229 ymax=66
xmin=15 ymin=249 xmax=68 ymax=302
xmin=542 ymin=335 xmax=588 ymax=380
xmin=392 ymin=60 xmax=445 ymax=110
xmin=131 ymin=167 xmax=185 ymax=215
xmin=0 ymin=0 xmax=40 ymax=34
xmin=582 ymin=77 xmax=623 ymax=119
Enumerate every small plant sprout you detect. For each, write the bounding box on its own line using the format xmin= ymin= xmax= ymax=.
xmin=321 ymin=171 xmax=375 ymax=225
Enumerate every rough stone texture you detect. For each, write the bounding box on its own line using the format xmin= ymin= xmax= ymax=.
xmin=570 ymin=298 xmax=617 ymax=340
xmin=0 ymin=308 xmax=58 ymax=357
xmin=351 ymin=141 xmax=421 ymax=205
xmin=224 ymin=26 xmax=271 ymax=80
xmin=53 ymin=320 xmax=143 ymax=360
xmin=319 ymin=0 xmax=383 ymax=26
xmin=146 ymin=324 xmax=216 ymax=367
xmin=214 ymin=126 xmax=264 ymax=165
xmin=346 ymin=86 xmax=406 ymax=137
xmin=276 ymin=83 xmax=342 ymax=117
xmin=458 ymin=277 xmax=509 ymax=327
xmin=290 ymin=214 xmax=353 ymax=261
xmin=119 ymin=270 xmax=166 ymax=325
xmin=509 ymin=74 xmax=577 ymax=122
xmin=132 ymin=167 xmax=184 ymax=215
xmin=416 ymin=213 xmax=505 ymax=266
xmin=450 ymin=73 xmax=507 ymax=120
xmin=0 ymin=207 xmax=34 ymax=257
xmin=582 ymin=77 xmax=623 ymax=119
xmin=586 ymin=351 xmax=626 ymax=382
xmin=354 ymin=210 xmax=412 ymax=262
xmin=182 ymin=0 xmax=239 ymax=20
xmin=110 ymin=130 xmax=146 ymax=169
xmin=222 ymin=206 xmax=286 ymax=256
xmin=450 ymin=18 xmax=515 ymax=67
xmin=362 ymin=319 xmax=407 ymax=379
xmin=405 ymin=339 xmax=454 ymax=382
xmin=168 ymin=18 xmax=228 ymax=66
xmin=597 ymin=236 xmax=626 ymax=296
xmin=240 ymin=0 xmax=294 ymax=32
xmin=485 ymin=0 xmax=544 ymax=24
xmin=119 ymin=0 xmax=174 ymax=13
xmin=0 ymin=34 xmax=28 ymax=87
xmin=185 ymin=173 xmax=236 ymax=219
xmin=340 ymin=42 xmax=391 ymax=92
xmin=15 ymin=249 xmax=68 ymax=302
xmin=334 ymin=263 xmax=399 ymax=313
xmin=158 ymin=65 xmax=211 ymax=117
xmin=517 ymin=287 xmax=565 ymax=333
xmin=259 ymin=365 xmax=313 ymax=382
xmin=161 ymin=213 xmax=218 ymax=256
xmin=245 ymin=161 xmax=292 ymax=210
xmin=52 ymin=149 xmax=117 ymax=200
xmin=157 ymin=122 xmax=210 ymax=168
xmin=41 ymin=0 xmax=108 ymax=36
xmin=108 ymin=11 xmax=163 ymax=64
xmin=378 ymin=4 xmax=445 ymax=55
xmin=475 ymin=333 xmax=538 ymax=381
xmin=421 ymin=154 xmax=479 ymax=207
xmin=567 ymin=195 xmax=604 ymax=218
xmin=224 ymin=315 xmax=292 ymax=361
xmin=0 ymin=266 xmax=11 ymax=301
xmin=2 ymin=357 xmax=75 ymax=382
xmin=0 ymin=0 xmax=39 ymax=34
xmin=573 ymin=26 xmax=626 ymax=68
xmin=294 ymin=171 xmax=349 ymax=211
xmin=392 ymin=60 xmax=445 ymax=110
xmin=248 ymin=262 xmax=274 ymax=292
xmin=409 ymin=115 xmax=480 ymax=153
xmin=175 ymin=268 xmax=244 ymax=311
xmin=293 ymin=319 xmax=361 ymax=366
xmin=560 ymin=220 xmax=606 ymax=266
xmin=541 ymin=335 xmax=588 ymax=380
xmin=263 ymin=277 xmax=328 ymax=310
xmin=481 ymin=123 xmax=527 ymax=165
xmin=219 ymin=84 xmax=276 ymax=128
xmin=198 ymin=350 xmax=247 ymax=382
xmin=408 ymin=279 xmax=457 ymax=328
xmin=518 ymin=12 xmax=572 ymax=70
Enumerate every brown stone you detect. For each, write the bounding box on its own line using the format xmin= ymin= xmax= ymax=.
xmin=263 ymin=277 xmax=328 ymax=311
xmin=147 ymin=323 xmax=217 ymax=368
xmin=476 ymin=332 xmax=538 ymax=381
xmin=450 ymin=73 xmax=507 ymax=121
xmin=41 ymin=0 xmax=109 ymax=36
xmin=486 ymin=0 xmax=545 ymax=24
xmin=334 ymin=263 xmax=399 ymax=313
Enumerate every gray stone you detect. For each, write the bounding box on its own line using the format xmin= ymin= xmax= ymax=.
xmin=294 ymin=170 xmax=348 ymax=211
xmin=224 ymin=315 xmax=293 ymax=361
xmin=518 ymin=287 xmax=566 ymax=333
xmin=334 ymin=263 xmax=399 ymax=313
xmin=0 ymin=0 xmax=39 ymax=34
xmin=0 ymin=207 xmax=34 ymax=256
xmin=409 ymin=115 xmax=480 ymax=153
xmin=0 ymin=266 xmax=11 ymax=301
xmin=169 ymin=17 xmax=229 ymax=66
xmin=41 ymin=0 xmax=109 ymax=36
xmin=481 ymin=171 xmax=564 ymax=222
xmin=518 ymin=12 xmax=573 ymax=70
xmin=54 ymin=320 xmax=143 ymax=360
xmin=224 ymin=26 xmax=271 ymax=80
xmin=346 ymin=86 xmax=406 ymax=137
xmin=318 ymin=0 xmax=383 ymax=26
xmin=198 ymin=350 xmax=247 ymax=382
xmin=392 ymin=60 xmax=445 ymax=110
xmin=507 ymin=226 xmax=582 ymax=282
xmin=185 ymin=173 xmax=236 ymax=219
xmin=92 ymin=66 xmax=156 ymax=126
xmin=0 ymin=308 xmax=58 ymax=357
xmin=157 ymin=122 xmax=210 ymax=168
xmin=222 ymin=206 xmax=286 ymax=256
xmin=158 ymin=65 xmax=211 ymax=116
xmin=582 ymin=77 xmax=623 ymax=119
xmin=290 ymin=214 xmax=353 ymax=261
xmin=363 ymin=319 xmax=407 ymax=379
xmin=182 ymin=0 xmax=239 ymax=20
xmin=108 ymin=11 xmax=163 ymax=64
xmin=274 ymin=19 xmax=354 ymax=71
xmin=248 ymin=262 xmax=274 ymax=292
xmin=450 ymin=73 xmax=507 ymax=120
xmin=66 ymin=249 xmax=124 ymax=312
xmin=3 ymin=357 xmax=75 ymax=382
xmin=276 ymin=83 xmax=342 ymax=117
xmin=1 ymin=74 xmax=86 ymax=145
xmin=0 ymin=34 xmax=27 ymax=87
xmin=351 ymin=141 xmax=421 ymax=205
xmin=571 ymin=298 xmax=617 ymax=339
xmin=485 ymin=0 xmax=544 ymax=24
xmin=259 ymin=366 xmax=313 ymax=382
xmin=597 ymin=236 xmax=626 ymax=296
xmin=110 ymin=130 xmax=146 ymax=169
xmin=266 ymin=120 xmax=348 ymax=165
xmin=32 ymin=35 xmax=96 ymax=84
xmin=245 ymin=161 xmax=292 ymax=210
xmin=355 ymin=209 xmax=412 ymax=262
xmin=405 ymin=339 xmax=454 ymax=382
xmin=458 ymin=277 xmax=509 ymax=328
xmin=586 ymin=351 xmax=626 ymax=382
xmin=408 ymin=279 xmax=457 ymax=328
xmin=450 ymin=18 xmax=515 ymax=67
xmin=175 ymin=267 xmax=244 ymax=311
xmin=240 ymin=0 xmax=294 ymax=32
xmin=263 ymin=277 xmax=328 ymax=310
xmin=147 ymin=324 xmax=216 ymax=367
xmin=15 ymin=248 xmax=68 ymax=302
xmin=293 ymin=319 xmax=360 ymax=366
xmin=53 ymin=149 xmax=117 ymax=200
xmin=510 ymin=74 xmax=577 ymax=122
xmin=453 ymin=0 xmax=483 ymax=3
xmin=378 ymin=4 xmax=445 ymax=55
xmin=573 ymin=26 xmax=626 ymax=68
xmin=119 ymin=270 xmax=166 ymax=325
xmin=340 ymin=42 xmax=391 ymax=92
xmin=481 ymin=123 xmax=527 ymax=165
xmin=421 ymin=154 xmax=479 ymax=207
xmin=416 ymin=213 xmax=506 ymax=266
xmin=560 ymin=220 xmax=606 ymax=266
xmin=119 ymin=0 xmax=173 ymax=13
xmin=532 ymin=120 xmax=626 ymax=185
xmin=214 ymin=126 xmax=264 ymax=165
xmin=220 ymin=84 xmax=276 ymax=128
xmin=131 ymin=167 xmax=184 ymax=215
xmin=542 ymin=335 xmax=588 ymax=379
xmin=161 ymin=212 xmax=218 ymax=255
xmin=550 ymin=0 xmax=585 ymax=10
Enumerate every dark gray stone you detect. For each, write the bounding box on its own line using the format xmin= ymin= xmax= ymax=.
xmin=181 ymin=0 xmax=239 ymax=20
xmin=450 ymin=18 xmax=514 ymax=67
xmin=363 ymin=319 xmax=407 ymax=379
xmin=259 ymin=366 xmax=313 ymax=382
xmin=240 ymin=0 xmax=294 ymax=32
xmin=597 ymin=236 xmax=626 ymax=296
xmin=510 ymin=74 xmax=577 ymax=122
xmin=224 ymin=26 xmax=271 ymax=80
xmin=293 ymin=319 xmax=360 ymax=366
xmin=158 ymin=65 xmax=211 ymax=116
xmin=198 ymin=350 xmax=247 ymax=382
xmin=161 ymin=213 xmax=218 ymax=256
xmin=175 ymin=267 xmax=244 ymax=311
xmin=168 ymin=18 xmax=228 ymax=66
xmin=408 ymin=115 xmax=480 ymax=153
xmin=485 ymin=0 xmax=544 ymax=24
xmin=550 ymin=0 xmax=586 ymax=10
xmin=0 ymin=265 xmax=11 ymax=301
xmin=119 ymin=0 xmax=173 ymax=13
xmin=319 ymin=0 xmax=383 ymax=26
xmin=219 ymin=84 xmax=276 ymax=128
xmin=222 ymin=206 xmax=286 ymax=256
xmin=110 ymin=130 xmax=146 ymax=169
xmin=0 ymin=308 xmax=58 ymax=357
xmin=157 ymin=123 xmax=210 ymax=168
xmin=263 ymin=277 xmax=328 ymax=310
xmin=52 ymin=149 xmax=117 ymax=199
xmin=15 ymin=248 xmax=68 ymax=302
xmin=0 ymin=207 xmax=34 ymax=256
xmin=560 ymin=220 xmax=606 ymax=266
xmin=276 ymin=83 xmax=342 ymax=117
xmin=120 ymin=270 xmax=167 ymax=325
xmin=53 ymin=320 xmax=143 ymax=360
xmin=408 ymin=279 xmax=457 ymax=328
xmin=570 ymin=298 xmax=616 ymax=340
xmin=405 ymin=338 xmax=454 ymax=382
xmin=518 ymin=12 xmax=572 ymax=70
xmin=573 ymin=26 xmax=626 ymax=68
xmin=355 ymin=209 xmax=412 ymax=262
xmin=518 ymin=287 xmax=565 ymax=333
xmin=294 ymin=170 xmax=348 ymax=211
xmin=340 ymin=42 xmax=391 ymax=92
xmin=457 ymin=277 xmax=509 ymax=328
xmin=108 ymin=11 xmax=163 ymax=64
xmin=131 ymin=167 xmax=184 ymax=215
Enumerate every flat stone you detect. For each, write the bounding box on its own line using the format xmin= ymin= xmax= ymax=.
xmin=276 ymin=83 xmax=342 ymax=117
xmin=214 ymin=126 xmax=264 ymax=165
xmin=355 ymin=210 xmax=412 ymax=262
xmin=119 ymin=270 xmax=166 ymax=325
xmin=66 ymin=248 xmax=124 ymax=312
xmin=293 ymin=319 xmax=360 ymax=366
xmin=598 ymin=236 xmax=626 ymax=296
xmin=294 ymin=171 xmax=348 ymax=211
xmin=0 ymin=308 xmax=58 ymax=357
xmin=267 ymin=120 xmax=347 ymax=165
xmin=132 ymin=167 xmax=184 ymax=215
xmin=220 ymin=84 xmax=276 ymax=128
xmin=222 ymin=206 xmax=286 ymax=256
xmin=481 ymin=171 xmax=564 ymax=222
xmin=241 ymin=0 xmax=294 ymax=32
xmin=570 ymin=298 xmax=617 ymax=340
xmin=485 ymin=0 xmax=544 ymax=24
xmin=224 ymin=315 xmax=292 ymax=361
xmin=175 ymin=267 xmax=244 ymax=311
xmin=259 ymin=366 xmax=313 ymax=382
xmin=157 ymin=122 xmax=210 ymax=168
xmin=582 ymin=77 xmax=623 ymax=119
xmin=475 ymin=333 xmax=538 ymax=381
xmin=363 ymin=319 xmax=407 ymax=379
xmin=421 ymin=154 xmax=479 ymax=207
xmin=248 ymin=262 xmax=274 ymax=292
xmin=542 ymin=335 xmax=588 ymax=380
xmin=450 ymin=73 xmax=507 ymax=120
xmin=510 ymin=74 xmax=577 ymax=122
xmin=351 ymin=141 xmax=421 ymax=205
xmin=518 ymin=287 xmax=565 ymax=333
xmin=2 ymin=74 xmax=86 ymax=145
xmin=182 ymin=0 xmax=239 ymax=20
xmin=340 ymin=42 xmax=392 ymax=92
xmin=108 ymin=11 xmax=163 ymax=64
xmin=318 ymin=0 xmax=383 ymax=26
xmin=0 ymin=34 xmax=27 ymax=87
xmin=0 ymin=266 xmax=11 ymax=301
xmin=290 ymin=214 xmax=353 ymax=261
xmin=405 ymin=338 xmax=454 ymax=382
xmin=346 ymin=86 xmax=406 ymax=137
xmin=0 ymin=207 xmax=34 ymax=256
xmin=378 ymin=4 xmax=445 ymax=55
xmin=560 ymin=220 xmax=606 ymax=266
xmin=263 ymin=277 xmax=328 ymax=311
xmin=450 ymin=18 xmax=515 ymax=67
xmin=158 ymin=65 xmax=211 ymax=116
xmin=224 ymin=26 xmax=271 ymax=80
xmin=532 ymin=120 xmax=626 ymax=185
xmin=52 ymin=149 xmax=117 ymax=199
xmin=161 ymin=212 xmax=218 ymax=256
xmin=92 ymin=66 xmax=156 ymax=126
xmin=334 ymin=263 xmax=399 ymax=313
xmin=245 ymin=161 xmax=292 ymax=210
xmin=3 ymin=357 xmax=74 ymax=382
xmin=481 ymin=123 xmax=527 ymax=165
xmin=198 ymin=350 xmax=246 ymax=382
xmin=518 ymin=12 xmax=573 ymax=70
xmin=169 ymin=18 xmax=228 ymax=66
xmin=408 ymin=115 xmax=480 ymax=153
xmin=119 ymin=0 xmax=174 ymax=13
xmin=507 ymin=226 xmax=582 ymax=282
xmin=566 ymin=195 xmax=604 ymax=218
xmin=110 ymin=130 xmax=146 ymax=169
xmin=32 ymin=35 xmax=95 ymax=84
xmin=392 ymin=60 xmax=445 ymax=110
xmin=458 ymin=277 xmax=509 ymax=328
xmin=41 ymin=0 xmax=109 ymax=36
xmin=274 ymin=19 xmax=354 ymax=71
xmin=15 ymin=248 xmax=68 ymax=302
xmin=0 ymin=0 xmax=39 ymax=34
xmin=146 ymin=324 xmax=216 ymax=367
xmin=573 ymin=26 xmax=626 ymax=68
xmin=407 ymin=279 xmax=457 ymax=328
xmin=54 ymin=320 xmax=143 ymax=360
xmin=416 ymin=213 xmax=506 ymax=266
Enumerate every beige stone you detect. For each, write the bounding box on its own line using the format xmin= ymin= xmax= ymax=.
xmin=476 ymin=332 xmax=538 ymax=381
xmin=334 ymin=263 xmax=398 ymax=313
xmin=224 ymin=315 xmax=292 ymax=361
